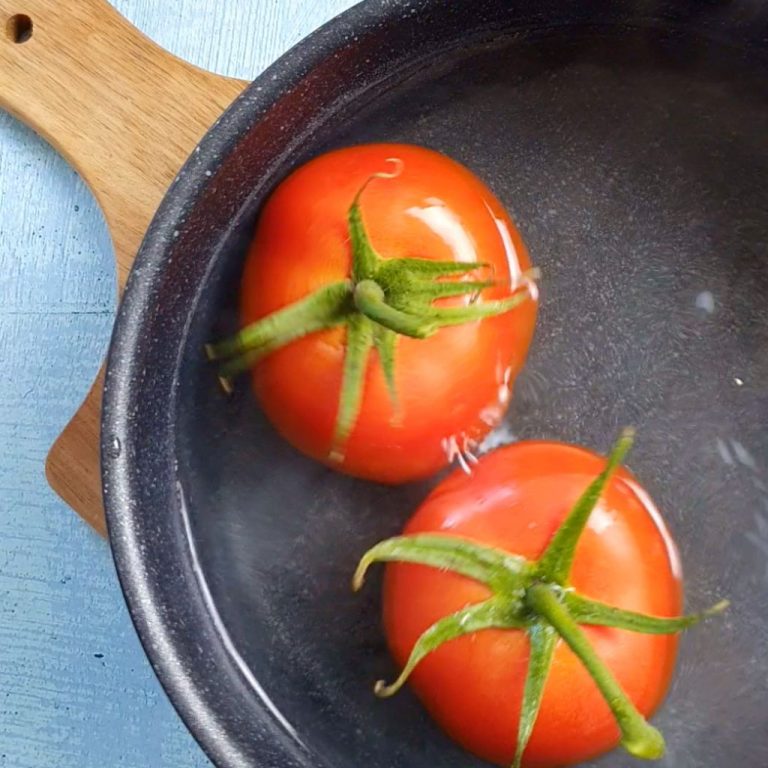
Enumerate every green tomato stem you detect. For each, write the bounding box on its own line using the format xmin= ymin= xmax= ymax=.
xmin=423 ymin=290 xmax=531 ymax=327
xmin=377 ymin=257 xmax=491 ymax=279
xmin=526 ymin=583 xmax=666 ymax=760
xmin=349 ymin=197 xmax=380 ymax=282
xmin=564 ymin=592 xmax=730 ymax=633
xmin=536 ymin=428 xmax=635 ymax=584
xmin=372 ymin=325 xmax=399 ymax=409
xmin=512 ymin=621 xmax=558 ymax=768
xmin=205 ymin=280 xmax=352 ymax=362
xmin=374 ymin=598 xmax=521 ymax=698
xmin=353 ymin=280 xmax=437 ymax=338
xmin=330 ymin=315 xmax=374 ymax=462
xmin=411 ymin=279 xmax=496 ymax=300
xmin=353 ymin=534 xmax=530 ymax=594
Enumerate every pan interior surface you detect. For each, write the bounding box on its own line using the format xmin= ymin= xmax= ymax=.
xmin=112 ymin=7 xmax=768 ymax=768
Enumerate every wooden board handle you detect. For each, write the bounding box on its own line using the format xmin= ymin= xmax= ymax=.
xmin=0 ymin=0 xmax=246 ymax=287
xmin=0 ymin=0 xmax=247 ymax=533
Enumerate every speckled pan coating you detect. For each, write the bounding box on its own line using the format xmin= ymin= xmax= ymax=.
xmin=102 ymin=2 xmax=768 ymax=767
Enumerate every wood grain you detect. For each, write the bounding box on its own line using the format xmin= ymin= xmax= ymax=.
xmin=0 ymin=0 xmax=247 ymax=533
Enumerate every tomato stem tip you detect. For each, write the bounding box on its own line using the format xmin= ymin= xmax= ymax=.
xmin=217 ymin=375 xmax=234 ymax=395
xmin=374 ymin=679 xmax=398 ymax=698
xmin=536 ymin=428 xmax=634 ymax=584
xmin=526 ymin=583 xmax=666 ymax=761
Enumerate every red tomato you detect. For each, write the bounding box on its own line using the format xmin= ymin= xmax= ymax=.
xmin=239 ymin=144 xmax=536 ymax=483
xmin=383 ymin=441 xmax=682 ymax=767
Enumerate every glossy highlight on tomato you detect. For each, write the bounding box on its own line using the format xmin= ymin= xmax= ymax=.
xmin=233 ymin=144 xmax=537 ymax=483
xmin=355 ymin=435 xmax=727 ymax=767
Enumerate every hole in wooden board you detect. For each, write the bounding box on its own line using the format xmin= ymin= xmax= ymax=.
xmin=6 ymin=14 xmax=33 ymax=44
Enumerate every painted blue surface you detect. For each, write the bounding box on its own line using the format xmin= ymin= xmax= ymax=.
xmin=0 ymin=2 xmax=356 ymax=765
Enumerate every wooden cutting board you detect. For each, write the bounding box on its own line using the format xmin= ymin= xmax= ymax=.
xmin=0 ymin=0 xmax=247 ymax=535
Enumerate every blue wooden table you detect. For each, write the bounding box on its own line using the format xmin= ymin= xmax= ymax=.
xmin=0 ymin=2 xmax=355 ymax=765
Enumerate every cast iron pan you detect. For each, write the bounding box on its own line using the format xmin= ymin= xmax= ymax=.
xmin=102 ymin=1 xmax=768 ymax=766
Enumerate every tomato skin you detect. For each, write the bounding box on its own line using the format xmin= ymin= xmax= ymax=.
xmin=383 ymin=442 xmax=683 ymax=767
xmin=240 ymin=144 xmax=536 ymax=483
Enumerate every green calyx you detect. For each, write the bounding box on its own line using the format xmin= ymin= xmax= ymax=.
xmin=353 ymin=429 xmax=729 ymax=768
xmin=207 ymin=169 xmax=537 ymax=461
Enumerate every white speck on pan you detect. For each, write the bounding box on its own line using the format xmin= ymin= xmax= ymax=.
xmin=716 ymin=437 xmax=734 ymax=465
xmin=731 ymin=439 xmax=757 ymax=470
xmin=695 ymin=290 xmax=715 ymax=314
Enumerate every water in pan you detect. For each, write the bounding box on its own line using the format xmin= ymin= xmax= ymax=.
xmin=175 ymin=29 xmax=768 ymax=768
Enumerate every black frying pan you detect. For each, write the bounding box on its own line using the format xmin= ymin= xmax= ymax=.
xmin=102 ymin=2 xmax=768 ymax=766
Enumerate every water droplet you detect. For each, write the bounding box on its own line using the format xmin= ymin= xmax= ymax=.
xmin=731 ymin=439 xmax=756 ymax=470
xmin=695 ymin=290 xmax=715 ymax=314
xmin=715 ymin=437 xmax=734 ymax=465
